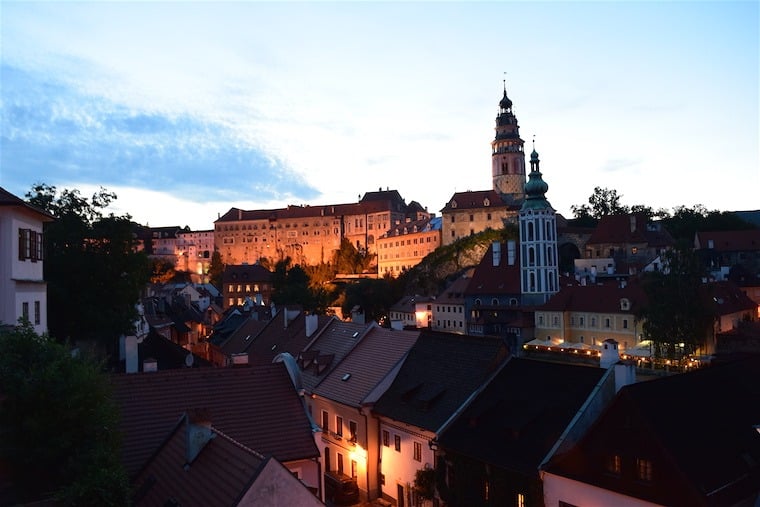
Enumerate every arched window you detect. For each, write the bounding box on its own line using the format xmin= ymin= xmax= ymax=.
xmin=491 ymin=298 xmax=499 ymax=306
xmin=529 ymin=247 xmax=536 ymax=266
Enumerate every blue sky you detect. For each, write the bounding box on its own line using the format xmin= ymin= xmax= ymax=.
xmin=1 ymin=1 xmax=757 ymax=230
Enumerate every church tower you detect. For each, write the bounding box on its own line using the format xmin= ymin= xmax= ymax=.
xmin=519 ymin=145 xmax=559 ymax=306
xmin=491 ymin=82 xmax=526 ymax=205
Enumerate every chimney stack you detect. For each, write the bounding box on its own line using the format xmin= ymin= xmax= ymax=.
xmin=186 ymin=410 xmax=214 ymax=464
xmin=305 ymin=314 xmax=318 ymax=337
xmin=507 ymin=240 xmax=516 ymax=266
xmin=600 ymin=339 xmax=620 ymax=369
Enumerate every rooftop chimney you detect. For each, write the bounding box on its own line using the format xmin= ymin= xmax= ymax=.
xmin=186 ymin=410 xmax=214 ymax=464
xmin=305 ymin=314 xmax=319 ymax=337
xmin=125 ymin=335 xmax=138 ymax=374
xmin=614 ymin=361 xmax=636 ymax=393
xmin=600 ymin=339 xmax=620 ymax=369
xmin=507 ymin=240 xmax=516 ymax=266
xmin=492 ymin=242 xmax=501 ymax=267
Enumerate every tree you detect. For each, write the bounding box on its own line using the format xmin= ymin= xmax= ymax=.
xmin=341 ymin=278 xmax=395 ymax=323
xmin=207 ymin=248 xmax=225 ymax=289
xmin=661 ymin=204 xmax=756 ymax=244
xmin=149 ymin=258 xmax=177 ymax=285
xmin=333 ymin=238 xmax=374 ymax=274
xmin=414 ymin=467 xmax=436 ymax=501
xmin=0 ymin=321 xmax=129 ymax=505
xmin=26 ymin=184 xmax=150 ymax=355
xmin=639 ymin=246 xmax=713 ymax=361
xmin=572 ymin=186 xmax=628 ymax=219
xmin=271 ymin=258 xmax=331 ymax=313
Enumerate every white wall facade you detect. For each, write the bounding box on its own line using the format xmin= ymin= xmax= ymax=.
xmin=379 ymin=419 xmax=436 ymax=507
xmin=432 ymin=303 xmax=465 ymax=334
xmin=543 ymin=472 xmax=664 ymax=507
xmin=0 ymin=207 xmax=48 ymax=335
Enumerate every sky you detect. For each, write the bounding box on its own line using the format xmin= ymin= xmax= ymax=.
xmin=1 ymin=1 xmax=758 ymax=231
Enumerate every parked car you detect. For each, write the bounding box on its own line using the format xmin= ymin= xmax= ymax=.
xmin=324 ymin=471 xmax=359 ymax=505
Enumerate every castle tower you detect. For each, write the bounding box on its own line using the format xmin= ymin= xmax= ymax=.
xmin=519 ymin=146 xmax=559 ymax=306
xmin=491 ymin=82 xmax=526 ymax=205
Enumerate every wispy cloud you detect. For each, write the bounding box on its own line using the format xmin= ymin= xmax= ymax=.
xmin=600 ymin=157 xmax=642 ymax=173
xmin=1 ymin=64 xmax=319 ymax=204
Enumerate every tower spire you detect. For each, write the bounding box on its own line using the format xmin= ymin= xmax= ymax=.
xmin=491 ymin=77 xmax=525 ymax=204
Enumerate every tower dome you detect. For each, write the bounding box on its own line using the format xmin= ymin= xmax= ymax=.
xmin=521 ymin=147 xmax=550 ymax=211
xmin=499 ymin=89 xmax=513 ymax=110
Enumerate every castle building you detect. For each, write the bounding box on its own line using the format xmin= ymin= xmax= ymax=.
xmin=376 ymin=216 xmax=441 ymax=277
xmin=440 ymin=83 xmax=526 ymax=246
xmin=519 ymin=147 xmax=559 ymax=306
xmin=214 ymin=189 xmax=429 ymax=267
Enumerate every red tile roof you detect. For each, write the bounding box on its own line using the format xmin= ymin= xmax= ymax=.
xmin=435 ymin=275 xmax=472 ymax=304
xmin=133 ymin=415 xmax=266 ymax=506
xmin=465 ymin=241 xmax=522 ymax=296
xmin=587 ymin=213 xmax=673 ymax=247
xmin=707 ymin=281 xmax=758 ymax=316
xmin=545 ymin=356 xmax=760 ymax=505
xmin=539 ymin=281 xmax=647 ymax=314
xmin=313 ymin=325 xmax=420 ymax=407
xmin=133 ymin=415 xmax=322 ymax=507
xmin=440 ymin=190 xmax=514 ymax=212
xmin=111 ymin=363 xmax=319 ymax=478
xmin=695 ymin=229 xmax=760 ymax=252
xmin=243 ymin=309 xmax=333 ymax=365
xmin=298 ymin=320 xmax=368 ymax=393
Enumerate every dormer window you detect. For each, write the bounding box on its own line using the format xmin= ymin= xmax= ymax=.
xmin=451 ymin=200 xmax=458 ymax=209
xmin=620 ymin=298 xmax=631 ymax=311
xmin=483 ymin=198 xmax=490 ymax=207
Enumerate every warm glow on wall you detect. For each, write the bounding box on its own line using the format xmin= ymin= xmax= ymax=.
xmin=349 ymin=444 xmax=367 ymax=463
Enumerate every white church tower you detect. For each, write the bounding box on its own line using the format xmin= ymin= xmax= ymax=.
xmin=519 ymin=145 xmax=559 ymax=306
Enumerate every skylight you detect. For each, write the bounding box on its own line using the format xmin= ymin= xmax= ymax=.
xmin=341 ymin=373 xmax=351 ymax=381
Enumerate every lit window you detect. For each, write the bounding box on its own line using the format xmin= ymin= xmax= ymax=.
xmin=606 ymin=454 xmax=622 ymax=475
xmin=517 ymin=493 xmax=525 ymax=507
xmin=637 ymin=458 xmax=653 ymax=481
xmin=349 ymin=420 xmax=358 ymax=442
